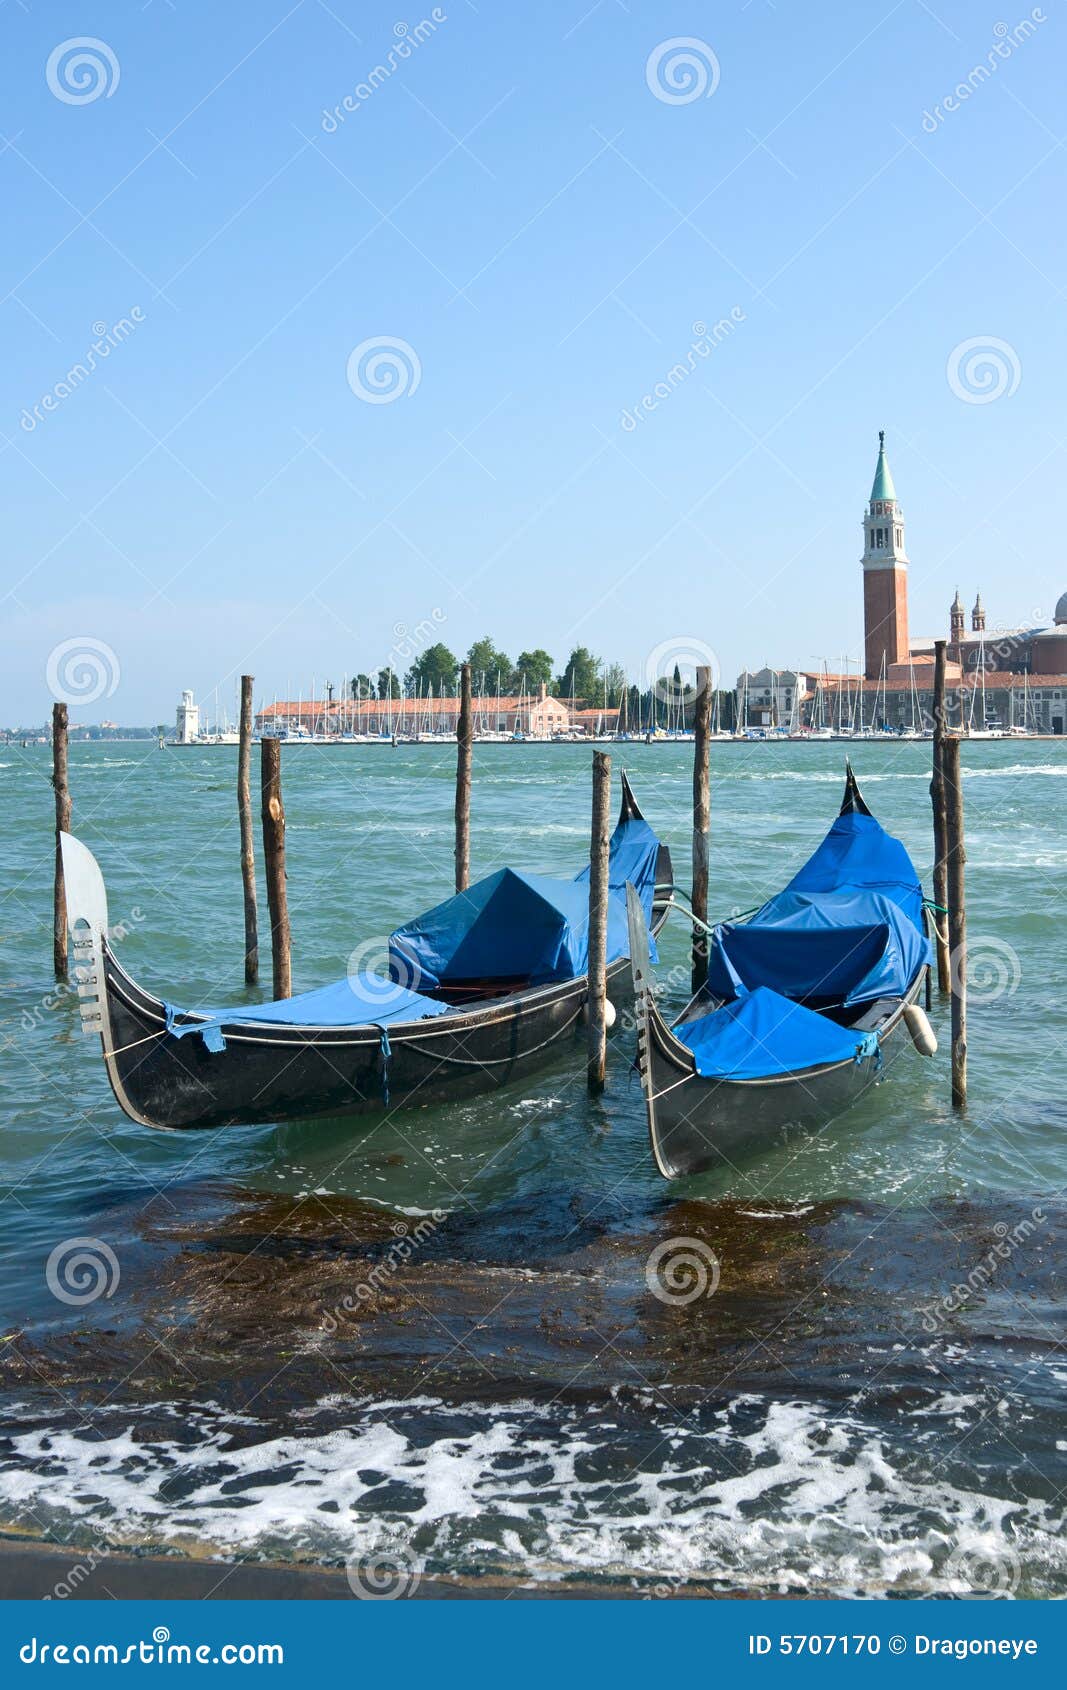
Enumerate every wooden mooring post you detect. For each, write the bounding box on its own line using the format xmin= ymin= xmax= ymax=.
xmin=943 ymin=733 xmax=967 ymax=1109
xmin=238 ymin=675 xmax=259 ymax=985
xmin=587 ymin=749 xmax=612 ymax=1093
xmin=260 ymin=737 xmax=291 ymax=1000
xmin=51 ymin=702 xmax=71 ymax=981
xmin=691 ymin=664 xmax=712 ymax=995
xmin=455 ymin=662 xmax=472 ymax=893
xmin=929 ymin=639 xmax=951 ymax=994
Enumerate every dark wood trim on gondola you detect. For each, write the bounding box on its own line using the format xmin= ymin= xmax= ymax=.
xmin=62 ymin=778 xmax=673 ymax=1133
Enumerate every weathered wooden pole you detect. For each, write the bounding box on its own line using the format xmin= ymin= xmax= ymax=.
xmin=943 ymin=733 xmax=967 ymax=1109
xmin=260 ymin=737 xmax=291 ymax=1000
xmin=691 ymin=665 xmax=712 ymax=995
xmin=51 ymin=702 xmax=71 ymax=980
xmin=238 ymin=675 xmax=259 ymax=985
xmin=587 ymin=749 xmax=612 ymax=1093
xmin=455 ymin=662 xmax=472 ymax=893
xmin=929 ymin=640 xmax=952 ymax=994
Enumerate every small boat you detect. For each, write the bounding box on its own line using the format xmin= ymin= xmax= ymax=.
xmin=625 ymin=765 xmax=934 ymax=1178
xmin=62 ymin=776 xmax=672 ymax=1131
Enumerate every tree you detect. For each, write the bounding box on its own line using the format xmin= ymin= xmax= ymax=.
xmin=378 ymin=666 xmax=402 ymax=700
xmin=603 ymin=662 xmax=627 ymax=706
xmin=556 ymin=646 xmax=601 ymax=705
xmin=351 ymin=673 xmax=375 ymax=700
xmin=467 ymin=636 xmax=512 ymax=689
xmin=406 ymin=643 xmax=458 ymax=694
xmin=513 ymin=648 xmax=554 ymax=690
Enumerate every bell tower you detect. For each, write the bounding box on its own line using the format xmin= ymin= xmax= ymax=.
xmin=950 ymin=588 xmax=965 ymax=645
xmin=861 ymin=431 xmax=909 ymax=679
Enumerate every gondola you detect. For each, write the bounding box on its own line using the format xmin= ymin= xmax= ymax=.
xmin=625 ymin=766 xmax=936 ymax=1178
xmin=61 ymin=774 xmax=672 ymax=1131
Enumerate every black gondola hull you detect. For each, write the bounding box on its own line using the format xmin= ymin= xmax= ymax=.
xmin=100 ymin=945 xmax=638 ymax=1130
xmin=638 ymin=971 xmax=925 ymax=1178
xmin=63 ymin=776 xmax=672 ymax=1133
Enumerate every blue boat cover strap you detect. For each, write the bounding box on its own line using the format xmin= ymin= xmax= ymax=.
xmin=673 ymin=986 xmax=882 ymax=1080
xmin=389 ymin=813 xmax=660 ymax=991
xmin=163 ymin=973 xmax=452 ymax=1052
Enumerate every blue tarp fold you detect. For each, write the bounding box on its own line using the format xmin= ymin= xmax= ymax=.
xmin=706 ymin=810 xmax=930 ymax=1008
xmin=674 ymin=985 xmax=879 ymax=1079
xmin=390 ymin=814 xmax=660 ymax=991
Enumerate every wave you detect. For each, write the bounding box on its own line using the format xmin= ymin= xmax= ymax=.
xmin=1 ymin=1392 xmax=1062 ymax=1595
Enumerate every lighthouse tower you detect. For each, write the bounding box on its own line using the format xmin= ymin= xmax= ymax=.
xmin=861 ymin=431 xmax=910 ymax=679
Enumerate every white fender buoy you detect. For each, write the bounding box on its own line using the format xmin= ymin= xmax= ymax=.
xmin=903 ymin=1003 xmax=937 ymax=1057
xmin=604 ymin=998 xmax=616 ymax=1030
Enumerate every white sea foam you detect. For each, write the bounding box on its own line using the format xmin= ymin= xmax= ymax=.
xmin=1 ymin=1394 xmax=1061 ymax=1594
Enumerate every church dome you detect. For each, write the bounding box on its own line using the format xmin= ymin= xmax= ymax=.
xmin=1055 ymin=590 xmax=1067 ymax=625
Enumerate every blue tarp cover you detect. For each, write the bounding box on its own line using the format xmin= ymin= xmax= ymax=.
xmin=164 ymin=974 xmax=452 ymax=1052
xmin=162 ymin=805 xmax=662 ymax=1051
xmin=706 ymin=810 xmax=930 ymax=1008
xmin=390 ymin=814 xmax=661 ymax=991
xmin=673 ymin=985 xmax=878 ymax=1079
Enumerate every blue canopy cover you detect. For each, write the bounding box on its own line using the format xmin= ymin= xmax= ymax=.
xmin=163 ymin=805 xmax=662 ymax=1050
xmin=390 ymin=813 xmax=661 ymax=991
xmin=674 ymin=986 xmax=878 ymax=1079
xmin=706 ymin=810 xmax=930 ymax=1009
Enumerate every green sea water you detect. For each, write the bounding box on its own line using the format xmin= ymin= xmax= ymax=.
xmin=1 ymin=738 xmax=1064 ymax=1594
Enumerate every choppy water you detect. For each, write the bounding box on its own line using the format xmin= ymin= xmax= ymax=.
xmin=1 ymin=739 xmax=1064 ymax=1595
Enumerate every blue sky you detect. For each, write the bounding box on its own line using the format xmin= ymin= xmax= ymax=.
xmin=2 ymin=0 xmax=1064 ymax=723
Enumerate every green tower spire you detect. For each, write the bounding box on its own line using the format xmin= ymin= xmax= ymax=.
xmin=870 ymin=429 xmax=897 ymax=503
